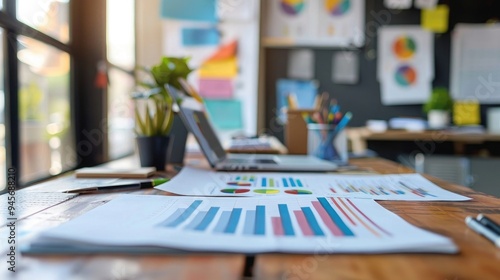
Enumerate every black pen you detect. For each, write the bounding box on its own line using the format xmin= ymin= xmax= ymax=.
xmin=67 ymin=178 xmax=170 ymax=194
xmin=477 ymin=214 xmax=500 ymax=236
xmin=465 ymin=216 xmax=500 ymax=248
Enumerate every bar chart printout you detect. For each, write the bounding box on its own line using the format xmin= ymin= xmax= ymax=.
xmin=37 ymin=195 xmax=458 ymax=254
xmin=158 ymin=167 xmax=471 ymax=201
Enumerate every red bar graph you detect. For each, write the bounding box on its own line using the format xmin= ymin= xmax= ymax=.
xmin=293 ymin=210 xmax=314 ymax=236
xmin=312 ymin=201 xmax=344 ymax=236
xmin=272 ymin=217 xmax=284 ymax=236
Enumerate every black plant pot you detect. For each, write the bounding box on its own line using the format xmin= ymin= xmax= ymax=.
xmin=168 ymin=114 xmax=188 ymax=164
xmin=136 ymin=136 xmax=170 ymax=171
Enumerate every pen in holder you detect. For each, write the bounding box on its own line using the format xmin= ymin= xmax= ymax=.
xmin=307 ymin=123 xmax=348 ymax=164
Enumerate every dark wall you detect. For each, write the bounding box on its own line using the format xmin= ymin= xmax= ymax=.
xmin=264 ymin=0 xmax=500 ymax=140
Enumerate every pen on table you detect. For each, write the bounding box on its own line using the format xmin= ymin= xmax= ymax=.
xmin=66 ymin=178 xmax=170 ymax=194
xmin=465 ymin=216 xmax=500 ymax=248
xmin=477 ymin=214 xmax=500 ymax=235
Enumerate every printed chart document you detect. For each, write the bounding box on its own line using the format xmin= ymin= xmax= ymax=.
xmin=28 ymin=195 xmax=457 ymax=254
xmin=156 ymin=167 xmax=470 ymax=201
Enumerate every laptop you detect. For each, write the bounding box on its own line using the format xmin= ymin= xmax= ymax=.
xmin=168 ymin=85 xmax=338 ymax=172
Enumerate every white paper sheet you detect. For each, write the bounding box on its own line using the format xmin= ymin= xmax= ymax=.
xmin=378 ymin=26 xmax=434 ymax=105
xmin=384 ymin=0 xmax=412 ymax=9
xmin=32 ymin=195 xmax=458 ymax=254
xmin=156 ymin=167 xmax=471 ymax=201
xmin=450 ymin=24 xmax=500 ymax=103
xmin=288 ymin=49 xmax=315 ymax=79
xmin=265 ymin=0 xmax=365 ymax=47
xmin=332 ymin=51 xmax=359 ymax=84
xmin=414 ymin=0 xmax=438 ymax=9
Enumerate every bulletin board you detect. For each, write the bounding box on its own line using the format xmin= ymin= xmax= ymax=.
xmin=262 ymin=0 xmax=500 ymax=141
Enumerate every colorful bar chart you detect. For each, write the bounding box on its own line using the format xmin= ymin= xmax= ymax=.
xmin=166 ymin=167 xmax=469 ymax=201
xmin=158 ymin=197 xmax=390 ymax=238
xmin=42 ymin=194 xmax=458 ymax=254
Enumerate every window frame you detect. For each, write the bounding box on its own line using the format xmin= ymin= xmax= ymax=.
xmin=1 ymin=0 xmax=107 ymax=191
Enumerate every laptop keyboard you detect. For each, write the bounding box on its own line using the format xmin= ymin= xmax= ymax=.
xmin=226 ymin=158 xmax=277 ymax=164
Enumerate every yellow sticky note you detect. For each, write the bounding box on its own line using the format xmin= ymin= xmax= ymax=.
xmin=453 ymin=100 xmax=481 ymax=126
xmin=199 ymin=57 xmax=238 ymax=78
xmin=421 ymin=5 xmax=449 ymax=33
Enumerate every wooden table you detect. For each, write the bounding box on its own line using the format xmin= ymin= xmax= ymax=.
xmin=2 ymin=158 xmax=500 ymax=279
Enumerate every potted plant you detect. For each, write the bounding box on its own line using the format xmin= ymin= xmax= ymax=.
xmin=423 ymin=87 xmax=453 ymax=129
xmin=134 ymin=56 xmax=193 ymax=170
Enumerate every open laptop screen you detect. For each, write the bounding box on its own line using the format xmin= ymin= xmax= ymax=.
xmin=168 ymin=86 xmax=226 ymax=166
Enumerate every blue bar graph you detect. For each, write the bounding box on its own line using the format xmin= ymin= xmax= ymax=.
xmin=255 ymin=206 xmax=266 ymax=235
xmin=289 ymin=178 xmax=296 ymax=187
xmin=262 ymin=178 xmax=267 ymax=187
xmin=159 ymin=208 xmax=184 ymax=226
xmin=194 ymin=207 xmax=220 ymax=231
xmin=225 ymin=208 xmax=242 ymax=234
xmin=213 ymin=211 xmax=232 ymax=233
xmin=318 ymin=197 xmax=354 ymax=236
xmin=282 ymin=178 xmax=289 ymax=187
xmin=297 ymin=180 xmax=303 ymax=187
xmin=278 ymin=204 xmax=295 ymax=236
xmin=301 ymin=207 xmax=324 ymax=236
xmin=243 ymin=210 xmax=256 ymax=234
xmin=185 ymin=211 xmax=207 ymax=230
xmin=163 ymin=200 xmax=202 ymax=227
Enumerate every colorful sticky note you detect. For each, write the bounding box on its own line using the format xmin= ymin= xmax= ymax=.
xmin=198 ymin=78 xmax=234 ymax=98
xmin=161 ymin=0 xmax=217 ymax=23
xmin=204 ymin=99 xmax=243 ymax=130
xmin=199 ymin=57 xmax=238 ymax=78
xmin=206 ymin=40 xmax=238 ymax=62
xmin=421 ymin=5 xmax=449 ymax=33
xmin=453 ymin=100 xmax=481 ymax=126
xmin=181 ymin=27 xmax=220 ymax=46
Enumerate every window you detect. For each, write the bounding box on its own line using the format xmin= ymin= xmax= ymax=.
xmin=106 ymin=0 xmax=135 ymax=159
xmin=1 ymin=1 xmax=75 ymax=191
xmin=0 ymin=28 xmax=5 ymax=191
xmin=16 ymin=0 xmax=70 ymax=43
xmin=18 ymin=36 xmax=74 ymax=184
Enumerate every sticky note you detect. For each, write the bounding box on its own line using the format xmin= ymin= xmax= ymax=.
xmin=204 ymin=99 xmax=243 ymax=130
xmin=198 ymin=78 xmax=234 ymax=98
xmin=181 ymin=27 xmax=220 ymax=46
xmin=207 ymin=40 xmax=238 ymax=62
xmin=421 ymin=5 xmax=449 ymax=33
xmin=453 ymin=100 xmax=480 ymax=126
xmin=161 ymin=0 xmax=217 ymax=23
xmin=199 ymin=57 xmax=238 ymax=78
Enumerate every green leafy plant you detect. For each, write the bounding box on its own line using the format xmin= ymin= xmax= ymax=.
xmin=134 ymin=57 xmax=193 ymax=136
xmin=423 ymin=87 xmax=453 ymax=114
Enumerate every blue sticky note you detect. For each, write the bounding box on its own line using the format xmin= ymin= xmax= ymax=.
xmin=182 ymin=27 xmax=220 ymax=46
xmin=204 ymin=99 xmax=243 ymax=130
xmin=161 ymin=0 xmax=217 ymax=22
xmin=276 ymin=79 xmax=318 ymax=124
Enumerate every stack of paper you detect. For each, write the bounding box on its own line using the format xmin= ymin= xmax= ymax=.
xmin=25 ymin=195 xmax=457 ymax=254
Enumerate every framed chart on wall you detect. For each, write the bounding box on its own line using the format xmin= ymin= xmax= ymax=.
xmin=264 ymin=0 xmax=365 ymax=47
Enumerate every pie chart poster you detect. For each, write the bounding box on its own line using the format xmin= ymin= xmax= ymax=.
xmin=377 ymin=26 xmax=434 ymax=105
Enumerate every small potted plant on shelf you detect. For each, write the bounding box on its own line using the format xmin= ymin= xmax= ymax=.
xmin=423 ymin=87 xmax=453 ymax=129
xmin=133 ymin=56 xmax=192 ymax=170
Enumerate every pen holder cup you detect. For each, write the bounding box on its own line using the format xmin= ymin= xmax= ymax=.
xmin=307 ymin=124 xmax=348 ymax=165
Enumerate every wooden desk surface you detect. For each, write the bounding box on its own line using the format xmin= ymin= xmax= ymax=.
xmin=2 ymin=158 xmax=500 ymax=279
xmin=255 ymin=158 xmax=500 ymax=280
